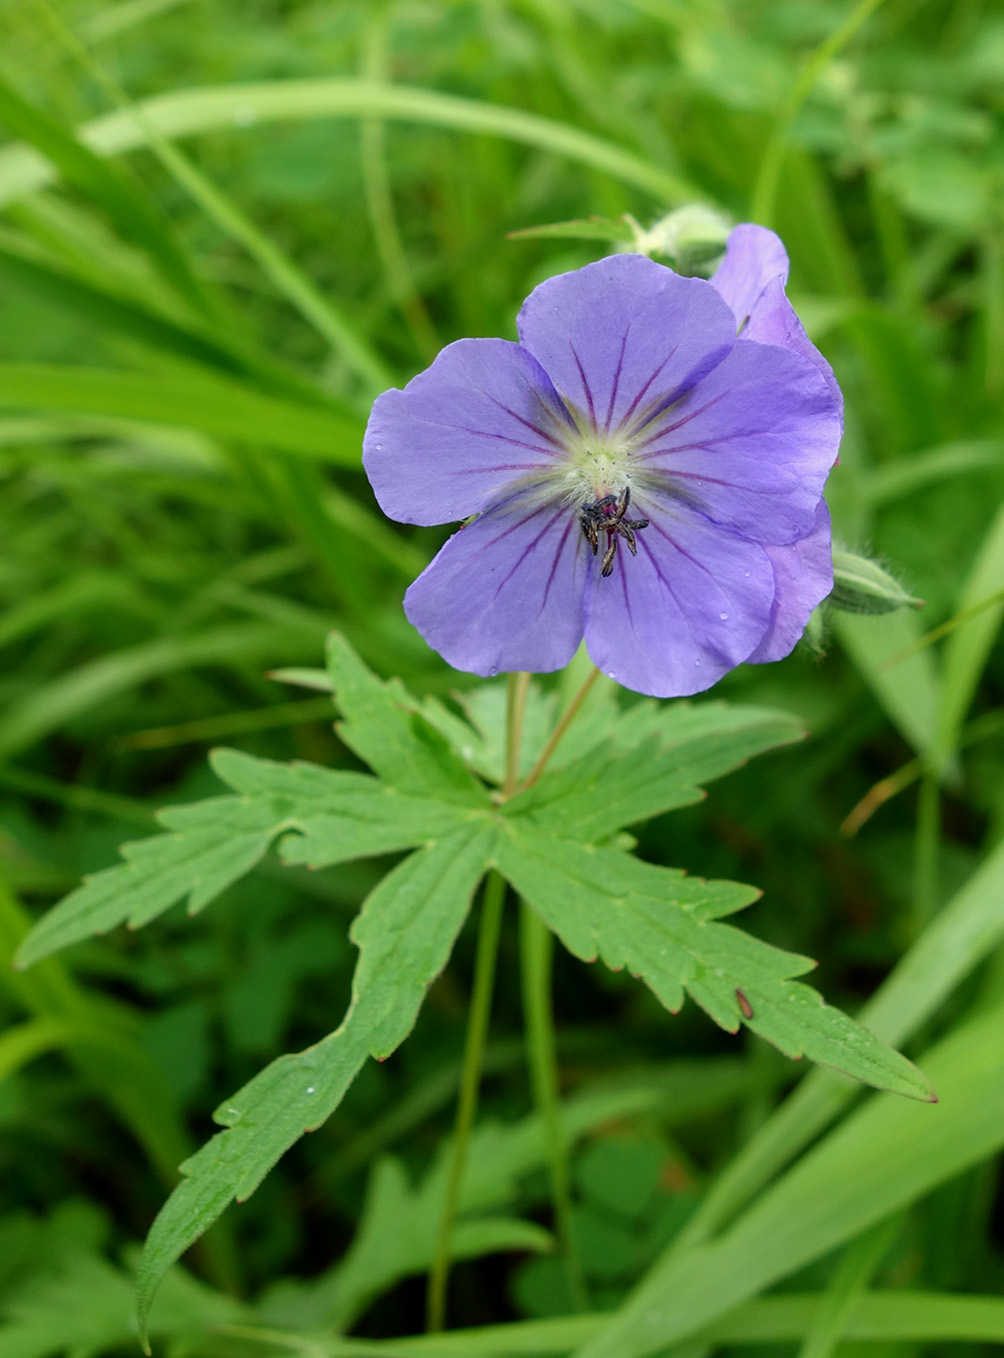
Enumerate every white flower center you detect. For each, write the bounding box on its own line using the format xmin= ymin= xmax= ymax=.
xmin=554 ymin=435 xmax=636 ymax=509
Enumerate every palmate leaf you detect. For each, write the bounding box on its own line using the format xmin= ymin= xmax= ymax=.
xmin=135 ymin=822 xmax=498 ymax=1339
xmin=504 ymin=701 xmax=805 ymax=841
xmin=14 ymin=751 xmax=479 ymax=968
xmin=14 ymin=632 xmax=928 ymax=1340
xmin=495 ymin=828 xmax=933 ymax=1102
xmin=324 ymin=632 xmax=491 ymax=806
xmin=15 ymin=635 xmax=491 ymax=969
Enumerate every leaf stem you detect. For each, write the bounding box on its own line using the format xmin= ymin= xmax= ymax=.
xmin=520 ymin=899 xmax=590 ymax=1312
xmin=505 ymin=672 xmax=532 ymax=795
xmin=520 ymin=665 xmax=601 ymax=791
xmin=426 ymin=868 xmax=507 ymax=1332
xmin=428 ymin=665 xmax=594 ymax=1329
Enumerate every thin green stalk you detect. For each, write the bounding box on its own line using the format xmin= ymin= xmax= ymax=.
xmin=520 ymin=899 xmax=590 ymax=1312
xmin=505 ymin=672 xmax=532 ymax=795
xmin=426 ymin=869 xmax=507 ymax=1333
xmin=796 ymin=1216 xmax=900 ymax=1358
xmin=31 ymin=0 xmax=392 ymax=397
xmin=426 ymin=675 xmax=531 ymax=1330
xmin=521 ymin=665 xmax=601 ymax=791
xmin=751 ymin=0 xmax=886 ymax=226
xmin=516 ymin=666 xmax=600 ymax=1310
xmin=912 ymin=768 xmax=941 ymax=932
xmin=360 ymin=11 xmax=440 ymax=364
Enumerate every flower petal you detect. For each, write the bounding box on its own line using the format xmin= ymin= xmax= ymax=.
xmin=516 ymin=254 xmax=735 ymax=438
xmin=632 ymin=339 xmax=840 ymax=545
xmin=747 ymin=500 xmax=833 ymax=663
xmin=711 ymin=224 xmax=842 ymax=415
xmin=739 ymin=277 xmax=843 ymax=415
xmin=709 ymin=224 xmax=790 ymax=328
xmin=582 ymin=494 xmax=775 ymax=697
xmin=404 ymin=491 xmax=587 ymax=676
xmin=363 ymin=338 xmax=574 ymax=526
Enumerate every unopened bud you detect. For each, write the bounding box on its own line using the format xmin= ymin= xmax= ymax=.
xmin=830 ymin=551 xmax=924 ymax=615
xmin=629 ymin=205 xmax=731 ymax=274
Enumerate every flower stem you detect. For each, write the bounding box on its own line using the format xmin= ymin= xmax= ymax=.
xmin=520 ymin=899 xmax=590 ymax=1312
xmin=521 ymin=665 xmax=601 ymax=791
xmin=425 ymin=675 xmax=530 ymax=1332
xmin=426 ymin=868 xmax=507 ymax=1333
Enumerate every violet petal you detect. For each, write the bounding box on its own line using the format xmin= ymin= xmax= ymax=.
xmin=747 ymin=500 xmax=834 ymax=663
xmin=709 ymin=224 xmax=790 ymax=329
xmin=740 ymin=277 xmax=843 ymax=416
xmin=633 ymin=339 xmax=840 ymax=545
xmin=711 ymin=224 xmax=842 ymax=417
xmin=363 ymin=338 xmax=573 ymax=526
xmin=582 ymin=491 xmax=775 ymax=697
xmin=516 ymin=254 xmax=735 ymax=435
xmin=404 ymin=490 xmax=587 ymax=676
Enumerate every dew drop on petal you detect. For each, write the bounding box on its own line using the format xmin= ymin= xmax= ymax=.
xmin=719 ymin=612 xmax=728 ymax=620
xmin=607 ymin=670 xmax=617 ymax=679
xmin=744 ymin=571 xmax=750 ymax=578
xmin=694 ymin=659 xmax=701 ymax=666
xmin=489 ymin=667 xmax=498 ymax=676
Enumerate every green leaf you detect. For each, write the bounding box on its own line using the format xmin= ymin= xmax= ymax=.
xmin=336 ymin=1292 xmax=1004 ymax=1354
xmin=497 ymin=828 xmax=930 ymax=1101
xmin=0 ymin=79 xmax=704 ymax=210
xmin=419 ymin=675 xmax=623 ymax=789
xmin=504 ymin=702 xmax=804 ymax=841
xmin=0 ymin=362 xmax=364 ymax=464
xmin=136 ymin=822 xmax=498 ymax=1341
xmin=666 ymin=835 xmax=1004 ymax=1258
xmin=0 ymin=71 xmax=211 ymax=317
xmin=0 ymin=233 xmax=334 ymax=407
xmin=506 ymin=214 xmax=638 ymax=244
xmin=13 ymin=789 xmax=278 ymax=968
xmin=572 ymin=998 xmax=1004 ymax=1358
xmin=315 ymin=1158 xmax=553 ymax=1332
xmin=14 ymin=747 xmax=478 ymax=968
xmin=288 ymin=1082 xmax=667 ymax=1332
xmin=932 ymin=498 xmax=1004 ymax=773
xmin=326 ymin=633 xmax=491 ymax=807
xmin=834 ymin=609 xmax=941 ymax=760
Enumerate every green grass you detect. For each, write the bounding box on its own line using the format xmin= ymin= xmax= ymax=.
xmin=0 ymin=0 xmax=1002 ymax=1353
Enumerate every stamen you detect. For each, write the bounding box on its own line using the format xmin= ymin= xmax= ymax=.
xmin=579 ymin=486 xmax=650 ymax=578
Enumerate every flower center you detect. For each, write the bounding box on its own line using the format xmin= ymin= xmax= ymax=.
xmin=558 ymin=437 xmax=635 ymax=506
xmin=578 ymin=486 xmax=649 ymax=578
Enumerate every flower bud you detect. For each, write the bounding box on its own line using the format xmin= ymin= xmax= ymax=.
xmin=829 ymin=551 xmax=924 ymax=615
xmin=630 ymin=205 xmax=732 ymax=273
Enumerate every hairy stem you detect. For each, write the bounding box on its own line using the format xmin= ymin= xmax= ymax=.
xmin=426 ymin=868 xmax=507 ymax=1332
xmin=426 ymin=675 xmax=530 ymax=1330
xmin=505 ymin=671 xmax=532 ymax=796
xmin=521 ymin=665 xmax=601 ymax=791
xmin=520 ymin=899 xmax=590 ymax=1311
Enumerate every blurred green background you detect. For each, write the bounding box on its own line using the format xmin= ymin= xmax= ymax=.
xmin=0 ymin=0 xmax=1002 ymax=1353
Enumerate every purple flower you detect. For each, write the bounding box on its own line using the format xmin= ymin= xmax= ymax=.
xmin=363 ymin=225 xmax=841 ymax=697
